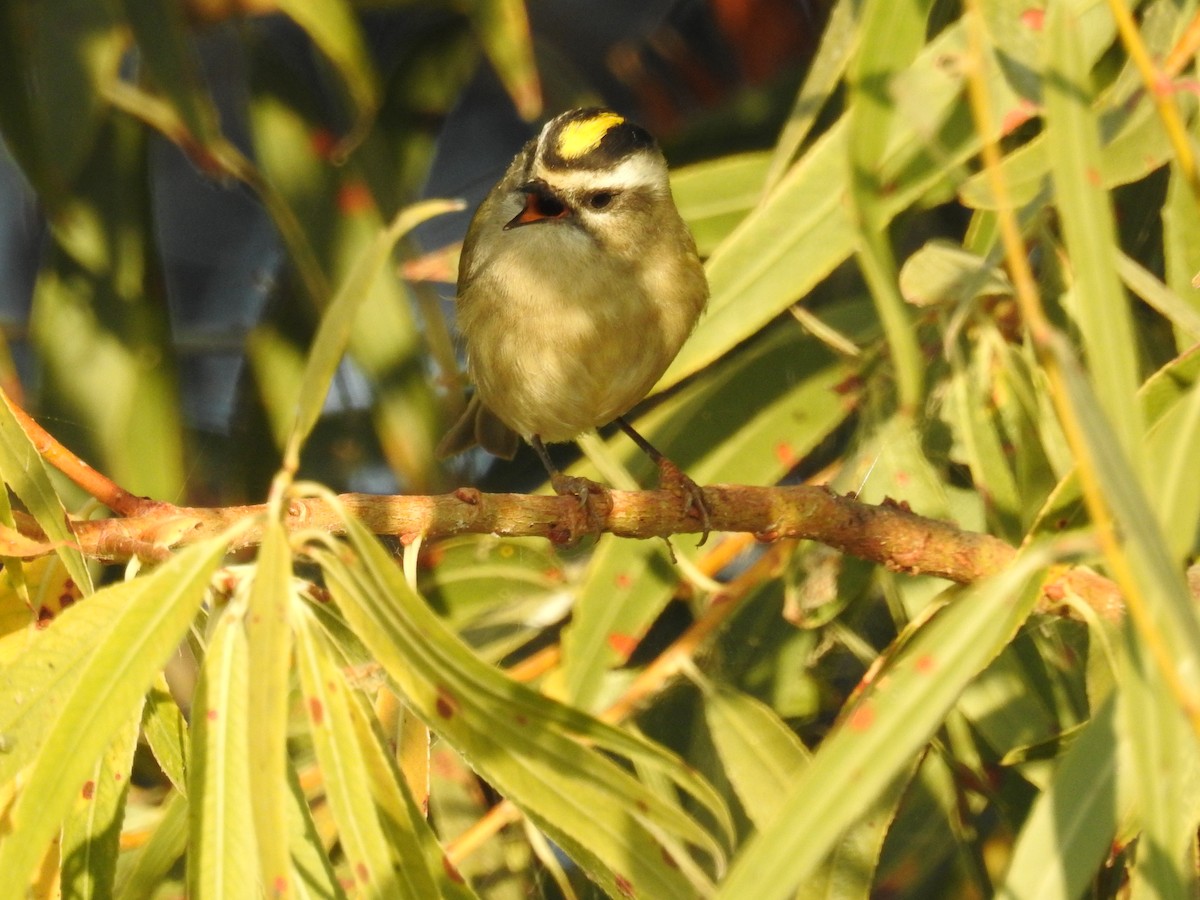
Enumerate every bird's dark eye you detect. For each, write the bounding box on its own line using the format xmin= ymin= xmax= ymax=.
xmin=587 ymin=191 xmax=614 ymax=210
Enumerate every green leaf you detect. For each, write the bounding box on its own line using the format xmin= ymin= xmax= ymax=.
xmin=1046 ymin=333 xmax=1200 ymax=722
xmin=317 ymin=517 xmax=732 ymax=899
xmin=61 ymin=711 xmax=140 ymax=899
xmin=114 ymin=789 xmax=189 ymax=899
xmin=188 ymin=602 xmax=258 ymax=898
xmin=116 ymin=0 xmax=221 ymax=146
xmin=764 ymin=0 xmax=861 ymax=188
xmin=846 ymin=0 xmax=933 ymax=411
xmin=141 ymin=673 xmax=190 ymax=796
xmin=1116 ymin=252 xmax=1200 ymax=343
xmin=0 ymin=535 xmax=229 ymax=888
xmin=715 ymin=550 xmax=1046 ymax=899
xmin=283 ymin=198 xmax=463 ymax=466
xmin=672 ymin=152 xmax=770 ymax=257
xmin=246 ymin=521 xmax=296 ymax=895
xmin=461 ymin=0 xmax=541 ymax=120
xmin=336 ymin=640 xmax=479 ymax=899
xmin=294 ymin=606 xmax=410 ymax=895
xmin=996 ymin=694 xmax=1129 ymax=900
xmin=0 ymin=389 xmax=93 ymax=594
xmin=1120 ymin=628 xmax=1200 ymax=899
xmin=898 ymin=240 xmax=1013 ymax=308
xmin=275 ymin=0 xmax=380 ymax=154
xmin=698 ymin=676 xmax=810 ymax=829
xmin=1042 ymin=1 xmax=1144 ymax=468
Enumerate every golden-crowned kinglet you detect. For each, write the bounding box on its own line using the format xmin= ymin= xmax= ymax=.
xmin=438 ymin=107 xmax=709 ymax=531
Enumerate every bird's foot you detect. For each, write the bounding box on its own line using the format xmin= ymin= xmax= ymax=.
xmin=656 ymin=458 xmax=711 ymax=546
xmin=548 ymin=473 xmax=613 ymax=546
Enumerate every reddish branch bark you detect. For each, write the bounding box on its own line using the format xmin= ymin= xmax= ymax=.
xmin=24 ymin=484 xmax=1119 ymax=621
xmin=3 ymin=398 xmax=1124 ymax=622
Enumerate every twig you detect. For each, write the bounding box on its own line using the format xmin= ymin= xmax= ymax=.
xmin=3 ymin=395 xmax=160 ymax=517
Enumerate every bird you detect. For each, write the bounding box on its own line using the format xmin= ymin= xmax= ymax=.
xmin=437 ymin=107 xmax=710 ymax=538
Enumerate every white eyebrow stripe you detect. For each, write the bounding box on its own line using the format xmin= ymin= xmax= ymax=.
xmin=534 ymin=152 xmax=665 ymax=194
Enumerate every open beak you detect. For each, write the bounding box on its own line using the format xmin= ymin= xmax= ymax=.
xmin=504 ymin=182 xmax=570 ymax=229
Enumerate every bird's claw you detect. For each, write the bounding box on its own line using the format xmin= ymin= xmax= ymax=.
xmin=655 ymin=458 xmax=711 ymax=546
xmin=549 ymin=473 xmax=612 ymax=546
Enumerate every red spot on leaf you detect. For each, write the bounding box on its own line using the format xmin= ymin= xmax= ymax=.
xmin=514 ymin=713 xmax=528 ymax=726
xmin=847 ymin=702 xmax=875 ymax=732
xmin=1086 ymin=167 xmax=1102 ymax=187
xmin=443 ymin=856 xmax=466 ymax=883
xmin=309 ymin=697 xmax=324 ymax=725
xmin=271 ymin=875 xmax=288 ymax=897
xmin=1020 ymin=8 xmax=1044 ymax=30
xmin=1000 ymin=100 xmax=1038 ymax=135
xmin=615 ymin=572 xmax=633 ymax=589
xmin=355 ymin=861 xmax=370 ymax=884
xmin=436 ymin=685 xmax=459 ymax=719
xmin=81 ymin=780 xmax=95 ymax=800
xmin=615 ymin=874 xmax=635 ymax=898
xmin=915 ymin=654 xmax=937 ymax=674
xmin=206 ymin=709 xmax=218 ymax=721
xmin=310 ymin=128 xmax=337 ymax=159
xmin=774 ymin=441 xmax=798 ymax=468
xmin=607 ymin=632 xmax=639 ymax=660
xmin=338 ymin=181 xmax=374 ymax=215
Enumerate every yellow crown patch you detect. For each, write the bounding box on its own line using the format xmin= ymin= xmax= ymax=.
xmin=555 ymin=111 xmax=625 ymax=159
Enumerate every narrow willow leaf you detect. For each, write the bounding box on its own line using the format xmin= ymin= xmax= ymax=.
xmin=1163 ymin=163 xmax=1200 ymax=350
xmin=282 ymin=762 xmax=345 ymax=899
xmin=765 ymin=0 xmax=861 ymax=188
xmin=61 ymin=711 xmax=139 ymax=899
xmin=116 ymin=0 xmax=221 ymax=145
xmin=1116 ymin=252 xmax=1200 ymax=342
xmin=275 ymin=0 xmax=379 ymax=153
xmin=1122 ymin=626 xmax=1200 ymax=898
xmin=716 ymin=552 xmax=1047 ymax=899
xmin=293 ymin=607 xmax=408 ymax=896
xmin=141 ymin=673 xmax=189 ymax=796
xmin=245 ymin=520 xmax=296 ymax=895
xmin=997 ymin=693 xmax=1129 ymax=899
xmin=283 ymin=198 xmax=462 ymax=462
xmin=1030 ymin=344 xmax=1200 ymax=538
xmin=0 ymin=536 xmax=228 ymax=889
xmin=114 ymin=789 xmax=189 ymax=899
xmin=1042 ymin=2 xmax=1143 ymax=467
xmin=462 ymin=0 xmax=540 ymax=120
xmin=318 ymin=519 xmax=730 ymax=899
xmin=671 ymin=152 xmax=770 ymax=256
xmin=661 ymin=9 xmax=1028 ymax=391
xmin=798 ymin=761 xmax=914 ymax=900
xmin=24 ymin=0 xmax=122 ymax=191
xmin=946 ymin=335 xmax=1024 ymax=538
xmin=338 ymin=656 xmax=478 ymax=899
xmin=0 ymin=390 xmax=92 ymax=594
xmin=188 ymin=603 xmax=258 ymax=899
xmin=1150 ymin=376 xmax=1200 ymax=564
xmin=1047 ymin=334 xmax=1200 ymax=719
xmin=698 ymin=676 xmax=810 ymax=829
xmin=898 ymin=240 xmax=1013 ymax=308
xmin=846 ymin=0 xmax=933 ymax=410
